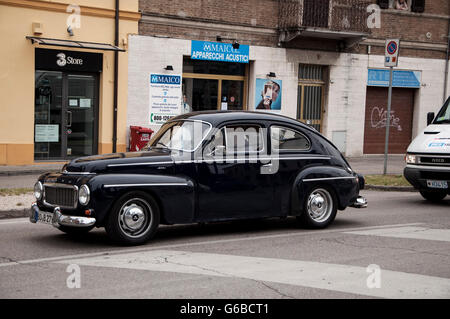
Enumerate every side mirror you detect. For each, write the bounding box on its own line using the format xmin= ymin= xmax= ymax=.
xmin=427 ymin=112 xmax=435 ymax=126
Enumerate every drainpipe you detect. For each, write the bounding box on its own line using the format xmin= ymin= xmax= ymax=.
xmin=444 ymin=19 xmax=450 ymax=103
xmin=112 ymin=0 xmax=119 ymax=153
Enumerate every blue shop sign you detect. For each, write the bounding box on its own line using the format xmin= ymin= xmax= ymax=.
xmin=191 ymin=40 xmax=249 ymax=63
xmin=367 ymin=69 xmax=421 ymax=88
xmin=150 ymin=74 xmax=181 ymax=84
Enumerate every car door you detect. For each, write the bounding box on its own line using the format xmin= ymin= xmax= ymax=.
xmin=268 ymin=124 xmax=325 ymax=215
xmin=196 ymin=122 xmax=276 ymax=220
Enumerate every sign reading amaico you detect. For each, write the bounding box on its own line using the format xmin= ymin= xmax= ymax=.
xmin=149 ymin=74 xmax=182 ymax=125
xmin=35 ymin=48 xmax=103 ymax=72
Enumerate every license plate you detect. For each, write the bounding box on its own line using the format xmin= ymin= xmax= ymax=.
xmin=36 ymin=211 xmax=54 ymax=225
xmin=426 ymin=180 xmax=448 ymax=189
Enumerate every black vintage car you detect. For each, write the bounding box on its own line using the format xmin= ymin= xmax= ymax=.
xmin=30 ymin=111 xmax=367 ymax=245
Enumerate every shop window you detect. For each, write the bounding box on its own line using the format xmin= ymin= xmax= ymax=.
xmin=182 ymin=57 xmax=247 ymax=112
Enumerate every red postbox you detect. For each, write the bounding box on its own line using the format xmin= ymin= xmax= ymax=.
xmin=129 ymin=126 xmax=154 ymax=151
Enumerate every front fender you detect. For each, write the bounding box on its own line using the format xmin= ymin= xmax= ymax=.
xmin=87 ymin=174 xmax=195 ymax=226
xmin=291 ymin=166 xmax=360 ymax=215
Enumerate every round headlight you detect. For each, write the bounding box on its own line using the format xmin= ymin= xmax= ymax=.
xmin=34 ymin=181 xmax=43 ymax=200
xmin=78 ymin=185 xmax=90 ymax=206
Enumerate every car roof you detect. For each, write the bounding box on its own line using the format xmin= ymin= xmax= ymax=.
xmin=170 ymin=111 xmax=314 ymax=131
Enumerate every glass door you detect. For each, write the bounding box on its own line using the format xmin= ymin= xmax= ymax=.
xmin=65 ymin=74 xmax=98 ymax=158
xmin=34 ymin=71 xmax=98 ymax=160
xmin=34 ymin=71 xmax=63 ymax=160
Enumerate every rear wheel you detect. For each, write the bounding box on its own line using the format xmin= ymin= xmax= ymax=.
xmin=419 ymin=191 xmax=447 ymax=202
xmin=105 ymin=191 xmax=160 ymax=245
xmin=298 ymin=186 xmax=338 ymax=229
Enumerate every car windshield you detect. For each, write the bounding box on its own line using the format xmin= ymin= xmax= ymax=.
xmin=434 ymin=97 xmax=450 ymax=124
xmin=146 ymin=120 xmax=212 ymax=152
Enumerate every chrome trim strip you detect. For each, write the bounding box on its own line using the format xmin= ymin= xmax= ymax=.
xmin=106 ymin=156 xmax=331 ymax=167
xmin=303 ymin=176 xmax=357 ymax=182
xmin=63 ymin=170 xmax=96 ymax=175
xmin=103 ymin=183 xmax=189 ymax=188
xmin=108 ymin=161 xmax=173 ymax=167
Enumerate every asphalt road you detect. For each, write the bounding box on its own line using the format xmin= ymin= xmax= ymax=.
xmin=0 ymin=190 xmax=449 ymax=299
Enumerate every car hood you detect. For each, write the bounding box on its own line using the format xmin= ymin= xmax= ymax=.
xmin=407 ymin=124 xmax=450 ymax=154
xmin=64 ymin=148 xmax=174 ymax=173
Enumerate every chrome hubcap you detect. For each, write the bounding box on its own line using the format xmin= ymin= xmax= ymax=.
xmin=118 ymin=198 xmax=152 ymax=238
xmin=307 ymin=189 xmax=332 ymax=223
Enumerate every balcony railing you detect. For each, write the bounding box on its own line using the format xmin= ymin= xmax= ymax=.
xmin=279 ymin=0 xmax=371 ymax=36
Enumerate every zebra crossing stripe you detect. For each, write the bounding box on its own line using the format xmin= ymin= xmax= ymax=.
xmin=57 ymin=249 xmax=450 ymax=298
xmin=344 ymin=226 xmax=450 ymax=242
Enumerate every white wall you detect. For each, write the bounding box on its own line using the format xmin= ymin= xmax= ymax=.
xmin=127 ymin=35 xmax=449 ymax=156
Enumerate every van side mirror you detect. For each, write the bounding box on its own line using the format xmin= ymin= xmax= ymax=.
xmin=427 ymin=112 xmax=435 ymax=126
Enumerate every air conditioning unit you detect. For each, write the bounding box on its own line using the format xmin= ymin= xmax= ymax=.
xmin=411 ymin=0 xmax=425 ymax=13
xmin=377 ymin=0 xmax=389 ymax=9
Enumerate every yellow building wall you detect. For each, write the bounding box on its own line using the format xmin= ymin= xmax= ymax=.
xmin=0 ymin=0 xmax=138 ymax=165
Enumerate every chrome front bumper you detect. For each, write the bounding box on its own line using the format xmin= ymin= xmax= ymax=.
xmin=30 ymin=203 xmax=96 ymax=228
xmin=350 ymin=196 xmax=368 ymax=208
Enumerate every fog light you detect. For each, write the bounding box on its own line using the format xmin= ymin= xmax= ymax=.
xmin=78 ymin=185 xmax=90 ymax=206
xmin=34 ymin=181 xmax=43 ymax=200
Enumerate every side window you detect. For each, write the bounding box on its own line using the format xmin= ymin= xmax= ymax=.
xmin=271 ymin=126 xmax=311 ymax=151
xmin=225 ymin=124 xmax=264 ymax=154
xmin=204 ymin=128 xmax=225 ymax=156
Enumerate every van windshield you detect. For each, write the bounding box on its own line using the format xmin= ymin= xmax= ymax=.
xmin=434 ymin=97 xmax=450 ymax=124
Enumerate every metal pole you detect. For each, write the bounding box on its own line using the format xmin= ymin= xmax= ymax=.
xmin=383 ymin=66 xmax=393 ymax=175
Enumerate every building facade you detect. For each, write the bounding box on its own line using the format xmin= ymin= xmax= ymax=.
xmin=0 ymin=0 xmax=139 ymax=165
xmin=127 ymin=0 xmax=450 ymax=156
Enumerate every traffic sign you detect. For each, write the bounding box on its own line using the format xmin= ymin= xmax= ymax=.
xmin=385 ymin=39 xmax=400 ymax=67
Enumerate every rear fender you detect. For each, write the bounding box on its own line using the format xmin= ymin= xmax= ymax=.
xmin=291 ymin=166 xmax=359 ymax=215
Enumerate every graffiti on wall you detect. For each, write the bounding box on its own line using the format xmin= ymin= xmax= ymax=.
xmin=370 ymin=106 xmax=402 ymax=131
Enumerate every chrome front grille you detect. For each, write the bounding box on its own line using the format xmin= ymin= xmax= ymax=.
xmin=44 ymin=184 xmax=78 ymax=208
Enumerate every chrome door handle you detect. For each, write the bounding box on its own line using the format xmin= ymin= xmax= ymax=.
xmin=67 ymin=111 xmax=72 ymax=127
xmin=261 ymin=162 xmax=272 ymax=167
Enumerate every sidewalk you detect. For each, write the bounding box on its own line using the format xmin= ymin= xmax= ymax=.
xmin=347 ymin=154 xmax=405 ymax=175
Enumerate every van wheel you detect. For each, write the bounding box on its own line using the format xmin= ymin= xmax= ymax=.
xmin=105 ymin=191 xmax=160 ymax=245
xmin=419 ymin=191 xmax=447 ymax=202
xmin=298 ymin=186 xmax=337 ymax=229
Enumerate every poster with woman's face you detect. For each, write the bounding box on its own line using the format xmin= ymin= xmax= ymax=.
xmin=255 ymin=78 xmax=282 ymax=111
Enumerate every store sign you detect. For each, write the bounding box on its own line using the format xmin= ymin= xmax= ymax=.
xmin=191 ymin=40 xmax=249 ymax=63
xmin=149 ymin=74 xmax=182 ymax=124
xmin=35 ymin=124 xmax=59 ymax=142
xmin=35 ymin=48 xmax=103 ymax=72
xmin=367 ymin=69 xmax=421 ymax=88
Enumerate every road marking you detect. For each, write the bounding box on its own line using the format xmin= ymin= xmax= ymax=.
xmin=0 ymin=218 xmax=29 ymax=225
xmin=344 ymin=226 xmax=450 ymax=242
xmin=56 ymin=249 xmax=450 ymax=299
xmin=0 ymin=223 xmax=422 ymax=268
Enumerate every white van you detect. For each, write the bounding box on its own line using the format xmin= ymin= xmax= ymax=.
xmin=404 ymin=96 xmax=450 ymax=201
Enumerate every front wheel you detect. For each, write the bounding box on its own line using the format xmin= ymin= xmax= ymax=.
xmin=105 ymin=191 xmax=160 ymax=245
xmin=419 ymin=191 xmax=447 ymax=202
xmin=298 ymin=186 xmax=338 ymax=229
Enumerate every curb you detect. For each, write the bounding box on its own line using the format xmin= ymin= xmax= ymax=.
xmin=365 ymin=184 xmax=417 ymax=192
xmin=0 ymin=170 xmax=59 ymax=177
xmin=0 ymin=209 xmax=29 ymax=219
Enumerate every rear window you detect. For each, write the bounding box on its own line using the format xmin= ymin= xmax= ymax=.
xmin=271 ymin=126 xmax=311 ymax=151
